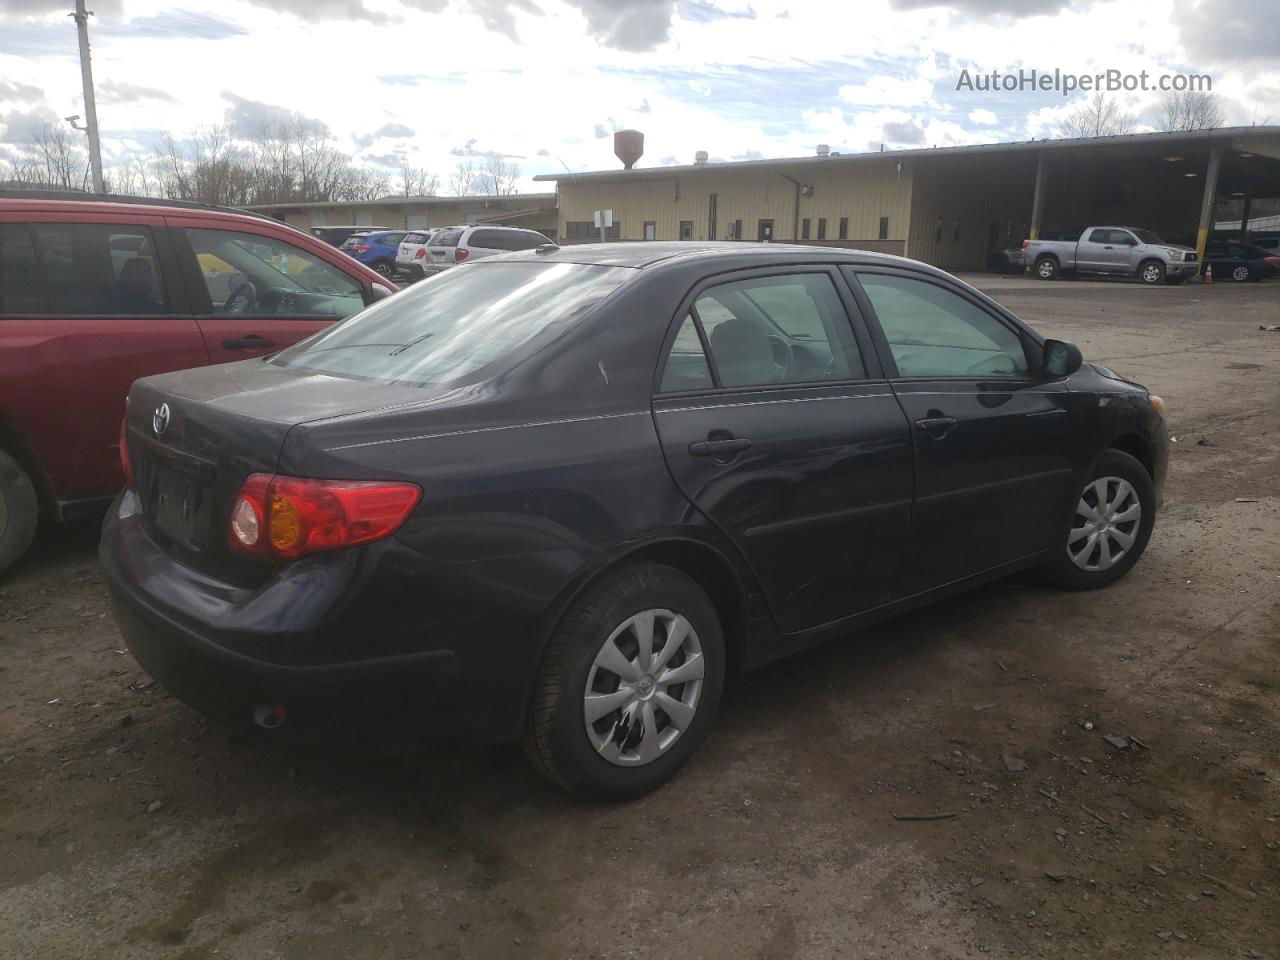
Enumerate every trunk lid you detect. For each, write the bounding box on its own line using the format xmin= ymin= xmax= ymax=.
xmin=125 ymin=358 xmax=429 ymax=584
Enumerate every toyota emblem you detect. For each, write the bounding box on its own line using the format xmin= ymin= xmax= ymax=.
xmin=153 ymin=402 xmax=171 ymax=436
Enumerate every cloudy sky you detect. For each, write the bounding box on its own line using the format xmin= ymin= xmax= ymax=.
xmin=1 ymin=0 xmax=1277 ymax=190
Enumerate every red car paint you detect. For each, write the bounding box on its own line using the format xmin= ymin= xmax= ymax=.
xmin=0 ymin=198 xmax=388 ymax=516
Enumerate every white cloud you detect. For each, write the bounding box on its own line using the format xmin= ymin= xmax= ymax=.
xmin=968 ymin=107 xmax=997 ymax=125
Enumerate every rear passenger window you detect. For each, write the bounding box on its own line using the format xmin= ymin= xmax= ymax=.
xmin=0 ymin=224 xmax=46 ymax=314
xmin=659 ymin=273 xmax=864 ymax=391
xmin=19 ymin=223 xmax=169 ymax=315
xmin=659 ymin=314 xmax=713 ymax=392
xmin=856 ymin=273 xmax=1028 ymax=378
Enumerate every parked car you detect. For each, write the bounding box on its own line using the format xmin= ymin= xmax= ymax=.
xmin=423 ymin=224 xmax=552 ymax=274
xmin=103 ymin=242 xmax=1167 ymax=800
xmin=1024 ymin=226 xmax=1199 ymax=284
xmin=394 ymin=229 xmax=438 ymax=280
xmin=0 ymin=193 xmax=395 ymax=575
xmin=1203 ymin=240 xmax=1280 ymax=282
xmin=339 ymin=229 xmax=409 ymax=279
xmin=1252 ymin=236 xmax=1279 ymax=253
xmin=310 ymin=225 xmax=391 ymax=247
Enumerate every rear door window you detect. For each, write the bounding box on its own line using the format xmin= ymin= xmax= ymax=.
xmin=468 ymin=229 xmax=504 ymax=250
xmin=0 ymin=223 xmax=47 ymax=314
xmin=18 ymin=223 xmax=170 ymax=315
xmin=431 ymin=228 xmax=463 ymax=247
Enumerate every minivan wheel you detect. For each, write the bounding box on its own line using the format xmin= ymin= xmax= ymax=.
xmin=1035 ymin=257 xmax=1059 ymax=280
xmin=1041 ymin=450 xmax=1156 ymax=591
xmin=0 ymin=449 xmax=39 ymax=577
xmin=1139 ymin=260 xmax=1165 ymax=285
xmin=523 ymin=562 xmax=725 ymax=800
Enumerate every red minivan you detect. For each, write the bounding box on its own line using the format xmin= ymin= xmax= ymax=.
xmin=0 ymin=193 xmax=394 ymax=575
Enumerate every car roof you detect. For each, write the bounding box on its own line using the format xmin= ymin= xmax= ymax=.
xmin=500 ymin=240 xmax=932 ymax=272
xmin=0 ymin=194 xmax=276 ymax=229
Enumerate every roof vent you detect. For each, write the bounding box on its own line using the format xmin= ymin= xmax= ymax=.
xmin=816 ymin=144 xmax=830 ymax=157
xmin=614 ymin=129 xmax=644 ymax=170
xmin=694 ymin=150 xmax=709 ymax=164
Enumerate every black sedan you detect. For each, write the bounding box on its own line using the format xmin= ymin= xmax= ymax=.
xmin=1204 ymin=240 xmax=1280 ymax=281
xmin=102 ymin=243 xmax=1168 ymax=800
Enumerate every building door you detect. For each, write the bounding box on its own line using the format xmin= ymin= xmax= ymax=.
xmin=757 ymin=219 xmax=775 ymax=242
xmin=643 ymin=221 xmax=656 ymax=241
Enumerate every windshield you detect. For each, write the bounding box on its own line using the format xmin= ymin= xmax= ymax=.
xmin=271 ymin=261 xmax=631 ymax=386
xmin=1132 ymin=229 xmax=1164 ymax=245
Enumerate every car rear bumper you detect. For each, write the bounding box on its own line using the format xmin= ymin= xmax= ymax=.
xmin=99 ymin=495 xmax=527 ymax=748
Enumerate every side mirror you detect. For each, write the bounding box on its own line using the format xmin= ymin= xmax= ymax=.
xmin=1043 ymin=339 xmax=1083 ymax=378
xmin=369 ymin=283 xmax=395 ymax=302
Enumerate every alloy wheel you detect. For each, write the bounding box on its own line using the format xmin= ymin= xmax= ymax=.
xmin=1037 ymin=260 xmax=1054 ymax=279
xmin=1232 ymin=265 xmax=1250 ymax=281
xmin=375 ymin=262 xmax=393 ymax=277
xmin=1142 ymin=264 xmax=1162 ymax=283
xmin=583 ymin=608 xmax=705 ymax=767
xmin=1067 ymin=476 xmax=1142 ymax=572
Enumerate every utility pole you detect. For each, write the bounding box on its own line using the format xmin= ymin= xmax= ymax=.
xmin=71 ymin=0 xmax=105 ymax=193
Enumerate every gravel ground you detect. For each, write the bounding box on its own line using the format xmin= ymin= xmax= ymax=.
xmin=1 ymin=273 xmax=1278 ymax=960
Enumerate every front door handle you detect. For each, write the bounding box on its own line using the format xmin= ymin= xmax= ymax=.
xmin=915 ymin=416 xmax=957 ymax=437
xmin=222 ymin=335 xmax=276 ymax=350
xmin=689 ymin=437 xmax=752 ymax=458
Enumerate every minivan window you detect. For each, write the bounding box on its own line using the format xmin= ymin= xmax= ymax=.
xmin=432 ymin=228 xmax=463 ymax=247
xmin=18 ymin=223 xmax=169 ymax=315
xmin=272 ymin=261 xmax=630 ymax=386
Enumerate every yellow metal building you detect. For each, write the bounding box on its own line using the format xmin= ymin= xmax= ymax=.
xmin=536 ymin=128 xmax=1280 ymax=271
xmin=244 ymin=193 xmax=558 ymax=238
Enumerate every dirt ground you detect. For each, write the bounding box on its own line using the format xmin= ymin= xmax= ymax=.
xmin=1 ymin=275 xmax=1278 ymax=960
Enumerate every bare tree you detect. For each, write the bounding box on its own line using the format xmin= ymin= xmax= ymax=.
xmin=448 ymin=161 xmax=475 ymax=196
xmin=398 ymin=160 xmax=438 ymax=197
xmin=1159 ymin=90 xmax=1225 ymax=131
xmin=27 ymin=122 xmax=90 ymax=190
xmin=1059 ymin=92 xmax=1134 ymax=139
xmin=478 ymin=156 xmax=520 ymax=196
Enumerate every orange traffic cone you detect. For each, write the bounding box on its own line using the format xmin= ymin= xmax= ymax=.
xmin=1202 ymin=263 xmax=1213 ymax=284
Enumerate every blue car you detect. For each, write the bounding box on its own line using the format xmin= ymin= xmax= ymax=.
xmin=339 ymin=230 xmax=408 ymax=279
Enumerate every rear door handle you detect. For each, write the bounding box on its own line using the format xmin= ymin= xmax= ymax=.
xmin=914 ymin=416 xmax=957 ymax=436
xmin=689 ymin=437 xmax=752 ymax=457
xmin=222 ymin=335 xmax=276 ymax=350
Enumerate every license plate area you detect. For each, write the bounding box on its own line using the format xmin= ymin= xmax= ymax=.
xmin=153 ymin=472 xmax=211 ymax=549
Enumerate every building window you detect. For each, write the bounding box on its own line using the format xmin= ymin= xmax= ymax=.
xmin=643 ymin=221 xmax=656 ymax=241
xmin=708 ymin=194 xmax=717 ymax=243
xmin=801 ymin=218 xmax=811 ymax=240
xmin=817 ymin=218 xmax=827 ymax=240
xmin=839 ymin=217 xmax=848 ymax=240
xmin=566 ymin=221 xmax=619 ymax=241
xmin=953 ymin=219 xmax=961 ymax=242
xmin=879 ymin=216 xmax=889 ymax=240
xmin=679 ymin=220 xmax=693 ymax=240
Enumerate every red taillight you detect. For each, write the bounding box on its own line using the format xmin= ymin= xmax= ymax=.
xmin=1264 ymin=256 xmax=1280 ymax=264
xmin=350 ymin=244 xmax=370 ymax=254
xmin=454 ymin=248 xmax=469 ymax=263
xmin=119 ymin=420 xmax=135 ymax=489
xmin=1021 ymin=239 xmax=1030 ymax=249
xmin=229 ymin=474 xmax=421 ymax=560
xmin=414 ymin=248 xmax=426 ymax=259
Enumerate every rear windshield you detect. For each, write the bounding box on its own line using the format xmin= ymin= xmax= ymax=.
xmin=403 ymin=233 xmax=429 ymax=244
xmin=431 ymin=228 xmax=463 ymax=247
xmin=271 ymin=261 xmax=631 ymax=386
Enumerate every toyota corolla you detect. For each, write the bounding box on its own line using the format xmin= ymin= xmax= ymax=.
xmin=101 ymin=243 xmax=1167 ymax=800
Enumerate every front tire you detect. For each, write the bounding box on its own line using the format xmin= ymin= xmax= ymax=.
xmin=523 ymin=563 xmax=725 ymax=800
xmin=0 ymin=449 xmax=39 ymax=577
xmin=1139 ymin=260 xmax=1166 ymax=285
xmin=1041 ymin=450 xmax=1155 ymax=591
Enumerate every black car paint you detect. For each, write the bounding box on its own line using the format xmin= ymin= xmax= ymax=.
xmin=101 ymin=243 xmax=1168 ymax=747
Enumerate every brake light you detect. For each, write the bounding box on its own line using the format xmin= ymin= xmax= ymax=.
xmin=119 ymin=420 xmax=135 ymax=489
xmin=1021 ymin=239 xmax=1030 ymax=249
xmin=350 ymin=244 xmax=370 ymax=254
xmin=454 ymin=248 xmax=469 ymax=263
xmin=414 ymin=247 xmax=426 ymax=259
xmin=1265 ymin=256 xmax=1280 ymax=264
xmin=229 ymin=474 xmax=421 ymax=560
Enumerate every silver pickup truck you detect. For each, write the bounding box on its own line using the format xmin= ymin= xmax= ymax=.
xmin=1023 ymin=226 xmax=1200 ymax=284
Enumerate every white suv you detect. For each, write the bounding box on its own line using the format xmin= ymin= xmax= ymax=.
xmin=395 ymin=229 xmax=437 ymax=280
xmin=424 ymin=225 xmax=553 ymax=273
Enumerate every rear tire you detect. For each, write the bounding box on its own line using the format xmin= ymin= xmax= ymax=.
xmin=1041 ymin=450 xmax=1155 ymax=591
xmin=372 ymin=260 xmax=394 ymax=278
xmin=0 ymin=449 xmax=39 ymax=577
xmin=523 ymin=563 xmax=725 ymax=801
xmin=1035 ymin=256 xmax=1059 ymax=280
xmin=1231 ymin=264 xmax=1251 ymax=282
